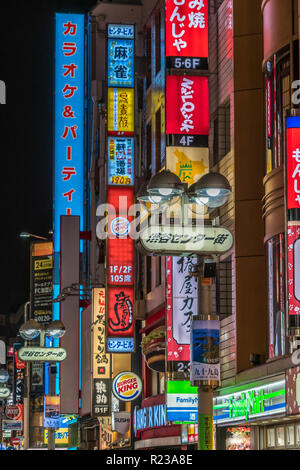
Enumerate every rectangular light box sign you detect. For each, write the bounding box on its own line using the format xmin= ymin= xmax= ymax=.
xmin=190 ymin=319 xmax=220 ymax=386
xmin=108 ymin=24 xmax=134 ymax=39
xmin=108 ymin=88 xmax=134 ymax=136
xmin=107 ymin=38 xmax=134 ymax=88
xmin=107 ymin=337 xmax=134 ymax=353
xmin=92 ymin=288 xmax=111 ymax=379
xmin=108 ymin=137 xmax=134 ymax=186
xmin=166 ymin=75 xmax=209 ymax=136
xmin=54 ymin=13 xmax=85 ymax=254
xmin=165 ymin=0 xmax=208 ymax=59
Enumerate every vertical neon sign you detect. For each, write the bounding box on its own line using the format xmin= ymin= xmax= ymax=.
xmin=52 ymin=13 xmax=85 ymax=394
xmin=54 ymin=13 xmax=85 ymax=255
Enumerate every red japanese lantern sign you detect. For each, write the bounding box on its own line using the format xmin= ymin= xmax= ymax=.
xmin=107 ymin=286 xmax=134 ymax=337
xmin=166 ymin=0 xmax=208 ymax=58
xmin=166 ymin=75 xmax=209 ymax=136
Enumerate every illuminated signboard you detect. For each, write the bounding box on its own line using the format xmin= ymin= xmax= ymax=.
xmin=108 ymin=137 xmax=134 ymax=186
xmin=166 ymin=256 xmax=197 ymax=375
xmin=31 ymin=242 xmax=54 ymax=324
xmin=108 ymin=87 xmax=134 ymax=136
xmin=190 ymin=319 xmax=220 ymax=386
xmin=166 ymin=75 xmax=209 ymax=136
xmin=166 ymin=146 xmax=208 ymax=186
xmin=107 ymin=187 xmax=134 ymax=286
xmin=92 ymin=288 xmax=111 ymax=379
xmin=165 ymin=0 xmax=208 ymax=59
xmin=54 ymin=13 xmax=85 ymax=253
xmin=107 ymin=286 xmax=134 ymax=338
xmin=286 ymin=117 xmax=300 ymax=316
xmin=108 ymin=38 xmax=134 ymax=88
xmin=108 ymin=24 xmax=134 ymax=39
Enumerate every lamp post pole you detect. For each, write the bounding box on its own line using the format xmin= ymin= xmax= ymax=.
xmin=23 ymin=301 xmax=31 ymax=450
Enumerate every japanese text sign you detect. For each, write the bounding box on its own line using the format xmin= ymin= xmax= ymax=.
xmin=108 ymin=38 xmax=134 ymax=88
xmin=287 ymin=222 xmax=300 ymax=316
xmin=190 ymin=319 xmax=220 ymax=386
xmin=108 ymin=137 xmax=134 ymax=186
xmin=166 ymin=0 xmax=208 ymax=58
xmin=167 ymin=256 xmax=198 ymax=375
xmin=31 ymin=242 xmax=53 ymax=324
xmin=107 ymin=187 xmax=134 ymax=286
xmin=287 ymin=117 xmax=300 ymax=210
xmin=54 ymin=13 xmax=85 ymax=253
xmin=92 ymin=288 xmax=111 ymax=379
xmin=107 ymin=287 xmax=134 ymax=338
xmin=166 ymin=75 xmax=209 ymax=136
xmin=108 ymin=88 xmax=134 ymax=136
xmin=108 ymin=24 xmax=134 ymax=39
xmin=92 ymin=378 xmax=111 ymax=417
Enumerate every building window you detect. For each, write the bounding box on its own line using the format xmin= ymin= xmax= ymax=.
xmin=213 ymin=102 xmax=231 ymax=165
xmin=266 ymin=234 xmax=286 ymax=359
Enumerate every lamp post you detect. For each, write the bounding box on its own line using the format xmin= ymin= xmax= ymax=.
xmin=19 ymin=320 xmax=66 ymax=451
xmin=137 ymin=170 xmax=232 ymax=451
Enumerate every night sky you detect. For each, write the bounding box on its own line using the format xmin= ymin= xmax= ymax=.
xmin=0 ymin=1 xmax=96 ymax=314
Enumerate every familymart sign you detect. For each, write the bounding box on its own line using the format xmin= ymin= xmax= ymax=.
xmin=166 ymin=379 xmax=286 ymax=424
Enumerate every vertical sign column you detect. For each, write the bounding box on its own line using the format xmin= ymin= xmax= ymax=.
xmin=286 ymin=117 xmax=300 ymax=335
xmin=106 ymin=24 xmax=135 ymax=354
xmin=54 ymin=12 xmax=85 ymax=319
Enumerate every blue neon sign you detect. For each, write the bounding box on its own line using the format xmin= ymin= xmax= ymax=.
xmin=107 ymin=38 xmax=134 ymax=88
xmin=54 ymin=13 xmax=85 ymax=254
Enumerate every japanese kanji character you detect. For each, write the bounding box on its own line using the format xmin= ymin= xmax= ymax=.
xmin=114 ymin=46 xmax=128 ymax=60
xmin=62 ymin=167 xmax=76 ymax=181
xmin=63 ymin=63 xmax=77 ymax=78
xmin=63 ymin=188 xmax=75 ymax=201
xmin=188 ymin=11 xmax=205 ymax=28
xmin=62 ymin=42 xmax=77 ymax=56
xmin=114 ymin=65 xmax=129 ymax=79
xmin=62 ymin=84 xmax=78 ymax=99
xmin=63 ymin=21 xmax=77 ymax=36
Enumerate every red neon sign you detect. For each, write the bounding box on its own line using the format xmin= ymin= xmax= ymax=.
xmin=107 ymin=187 xmax=134 ymax=286
xmin=166 ymin=75 xmax=209 ymax=135
xmin=107 ymin=286 xmax=134 ymax=337
xmin=165 ymin=0 xmax=208 ymax=58
xmin=287 ymin=125 xmax=300 ymax=210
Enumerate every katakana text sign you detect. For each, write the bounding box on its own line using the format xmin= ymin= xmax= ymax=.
xmin=54 ymin=13 xmax=85 ymax=253
xmin=166 ymin=0 xmax=208 ymax=58
xmin=108 ymin=38 xmax=134 ymax=88
xmin=166 ymin=75 xmax=209 ymax=136
xmin=18 ymin=347 xmax=67 ymax=362
xmin=108 ymin=24 xmax=134 ymax=39
xmin=108 ymin=137 xmax=134 ymax=185
xmin=140 ymin=225 xmax=234 ymax=255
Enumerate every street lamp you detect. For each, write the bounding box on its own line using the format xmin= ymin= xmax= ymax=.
xmin=19 ymin=232 xmax=49 ymax=241
xmin=18 ymin=319 xmax=66 ymax=451
xmin=137 ymin=169 xmax=232 ymax=451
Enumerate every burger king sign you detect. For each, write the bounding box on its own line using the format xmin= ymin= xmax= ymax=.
xmin=112 ymin=372 xmax=142 ymax=402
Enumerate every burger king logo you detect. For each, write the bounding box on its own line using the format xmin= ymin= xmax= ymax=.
xmin=110 ymin=217 xmax=130 ymax=237
xmin=112 ymin=372 xmax=142 ymax=402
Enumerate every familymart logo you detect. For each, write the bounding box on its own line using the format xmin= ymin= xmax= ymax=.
xmin=0 ymin=80 xmax=6 ymax=104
